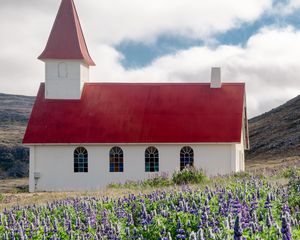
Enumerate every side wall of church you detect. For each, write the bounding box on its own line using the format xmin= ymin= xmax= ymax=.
xmin=29 ymin=143 xmax=243 ymax=192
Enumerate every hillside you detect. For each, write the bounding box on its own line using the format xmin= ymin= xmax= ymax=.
xmin=0 ymin=92 xmax=299 ymax=178
xmin=0 ymin=93 xmax=34 ymax=178
xmin=246 ymin=95 xmax=300 ymax=161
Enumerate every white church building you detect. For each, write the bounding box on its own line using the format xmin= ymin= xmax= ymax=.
xmin=23 ymin=0 xmax=249 ymax=192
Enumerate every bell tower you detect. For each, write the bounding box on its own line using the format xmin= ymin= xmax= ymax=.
xmin=38 ymin=0 xmax=95 ymax=99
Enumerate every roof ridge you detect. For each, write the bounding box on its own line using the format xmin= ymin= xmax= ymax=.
xmin=83 ymin=82 xmax=245 ymax=85
xmin=71 ymin=0 xmax=95 ymax=66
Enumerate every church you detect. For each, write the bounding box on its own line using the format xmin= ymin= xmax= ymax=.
xmin=23 ymin=0 xmax=249 ymax=192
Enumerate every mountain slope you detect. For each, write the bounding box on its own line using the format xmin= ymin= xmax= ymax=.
xmin=0 ymin=93 xmax=34 ymax=178
xmin=246 ymin=95 xmax=300 ymax=160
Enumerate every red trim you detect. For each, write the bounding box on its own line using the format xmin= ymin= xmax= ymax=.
xmin=23 ymin=83 xmax=245 ymax=144
xmin=38 ymin=0 xmax=95 ymax=66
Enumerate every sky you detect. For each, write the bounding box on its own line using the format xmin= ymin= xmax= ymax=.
xmin=0 ymin=0 xmax=300 ymax=117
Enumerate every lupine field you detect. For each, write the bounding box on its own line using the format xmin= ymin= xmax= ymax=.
xmin=0 ymin=169 xmax=299 ymax=239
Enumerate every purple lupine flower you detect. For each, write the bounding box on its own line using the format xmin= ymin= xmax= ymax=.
xmin=187 ymin=220 xmax=191 ymax=228
xmin=256 ymin=189 xmax=260 ymax=199
xmin=208 ymin=228 xmax=215 ymax=239
xmin=196 ymin=228 xmax=205 ymax=240
xmin=17 ymin=222 xmax=25 ymax=240
xmin=189 ymin=231 xmax=196 ymax=240
xmin=127 ymin=213 xmax=134 ymax=226
xmin=161 ymin=226 xmax=167 ymax=236
xmin=176 ymin=229 xmax=186 ymax=239
xmin=132 ymin=227 xmax=139 ymax=239
xmin=264 ymin=193 xmax=272 ymax=209
xmin=53 ymin=218 xmax=58 ymax=232
xmin=258 ymin=212 xmax=264 ymax=222
xmin=3 ymin=232 xmax=8 ymax=240
xmin=275 ymin=224 xmax=281 ymax=238
xmin=282 ymin=204 xmax=290 ymax=215
xmin=234 ymin=215 xmax=243 ymax=240
xmin=176 ymin=219 xmax=186 ymax=239
xmin=266 ymin=212 xmax=272 ymax=228
xmin=250 ymin=196 xmax=258 ymax=212
xmin=250 ymin=221 xmax=257 ymax=234
xmin=125 ymin=227 xmax=130 ymax=238
xmin=281 ymin=216 xmax=292 ymax=240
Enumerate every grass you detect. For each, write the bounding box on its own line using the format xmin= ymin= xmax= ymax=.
xmin=246 ymin=156 xmax=300 ymax=171
xmin=0 ymin=157 xmax=299 ymax=212
xmin=0 ymin=187 xmax=160 ymax=212
xmin=0 ymin=178 xmax=28 ymax=193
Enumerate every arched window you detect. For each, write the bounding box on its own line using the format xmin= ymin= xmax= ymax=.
xmin=58 ymin=62 xmax=68 ymax=78
xmin=145 ymin=147 xmax=159 ymax=172
xmin=74 ymin=147 xmax=88 ymax=173
xmin=180 ymin=146 xmax=194 ymax=170
xmin=109 ymin=147 xmax=124 ymax=172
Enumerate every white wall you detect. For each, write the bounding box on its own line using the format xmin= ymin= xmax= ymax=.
xmin=233 ymin=142 xmax=245 ymax=172
xmin=236 ymin=125 xmax=246 ymax=172
xmin=29 ymin=143 xmax=242 ymax=192
xmin=45 ymin=60 xmax=89 ymax=99
xmin=29 ymin=146 xmax=35 ymax=192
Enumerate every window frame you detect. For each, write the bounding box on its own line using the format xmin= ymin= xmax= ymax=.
xmin=58 ymin=62 xmax=68 ymax=78
xmin=180 ymin=146 xmax=194 ymax=170
xmin=145 ymin=146 xmax=159 ymax=172
xmin=74 ymin=147 xmax=88 ymax=173
xmin=109 ymin=146 xmax=124 ymax=172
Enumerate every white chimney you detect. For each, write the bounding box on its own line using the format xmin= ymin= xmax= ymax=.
xmin=210 ymin=67 xmax=221 ymax=88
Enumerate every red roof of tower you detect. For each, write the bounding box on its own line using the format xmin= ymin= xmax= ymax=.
xmin=23 ymin=83 xmax=246 ymax=144
xmin=38 ymin=0 xmax=95 ymax=66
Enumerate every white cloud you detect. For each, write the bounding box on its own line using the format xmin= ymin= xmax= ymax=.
xmin=289 ymin=0 xmax=300 ymax=9
xmin=79 ymin=0 xmax=271 ymax=44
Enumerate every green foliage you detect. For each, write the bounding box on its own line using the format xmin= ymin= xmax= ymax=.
xmin=0 ymin=152 xmax=15 ymax=170
xmin=285 ymin=167 xmax=300 ymax=209
xmin=282 ymin=167 xmax=300 ymax=178
xmin=0 ymin=193 xmax=4 ymax=202
xmin=108 ymin=174 xmax=172 ymax=189
xmin=0 ymin=146 xmax=29 ymax=178
xmin=288 ymin=175 xmax=300 ymax=209
xmin=142 ymin=173 xmax=171 ymax=187
xmin=232 ymin=171 xmax=252 ymax=179
xmin=109 ymin=173 xmax=172 ymax=189
xmin=109 ymin=168 xmax=207 ymax=188
xmin=172 ymin=167 xmax=206 ymax=185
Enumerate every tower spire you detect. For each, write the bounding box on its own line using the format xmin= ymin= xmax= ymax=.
xmin=38 ymin=0 xmax=95 ymax=66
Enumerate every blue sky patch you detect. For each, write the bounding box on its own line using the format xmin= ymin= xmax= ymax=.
xmin=117 ymin=2 xmax=300 ymax=69
xmin=116 ymin=36 xmax=203 ymax=69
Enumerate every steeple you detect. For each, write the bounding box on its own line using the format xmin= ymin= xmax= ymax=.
xmin=39 ymin=0 xmax=94 ymax=100
xmin=38 ymin=0 xmax=95 ymax=66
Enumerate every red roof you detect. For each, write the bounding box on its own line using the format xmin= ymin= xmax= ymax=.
xmin=38 ymin=0 xmax=95 ymax=66
xmin=23 ymin=83 xmax=245 ymax=144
